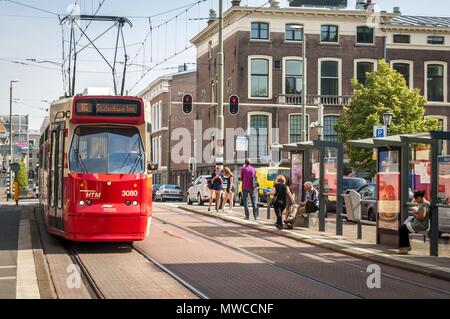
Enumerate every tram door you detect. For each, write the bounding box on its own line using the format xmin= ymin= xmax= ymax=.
xmin=49 ymin=122 xmax=65 ymax=231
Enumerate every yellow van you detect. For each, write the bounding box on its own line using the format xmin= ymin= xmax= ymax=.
xmin=238 ymin=166 xmax=290 ymax=205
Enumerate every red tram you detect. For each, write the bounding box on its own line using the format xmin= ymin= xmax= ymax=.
xmin=38 ymin=93 xmax=152 ymax=242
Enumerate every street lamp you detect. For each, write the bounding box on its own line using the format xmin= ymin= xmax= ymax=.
xmin=9 ymin=80 xmax=19 ymax=201
xmin=382 ymin=112 xmax=393 ymax=135
xmin=288 ymin=24 xmax=307 ymax=142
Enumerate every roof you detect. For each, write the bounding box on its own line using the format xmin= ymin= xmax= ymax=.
xmin=389 ymin=15 xmax=450 ymax=28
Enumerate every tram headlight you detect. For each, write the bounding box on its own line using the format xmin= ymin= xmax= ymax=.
xmin=132 ymin=200 xmax=138 ymax=206
xmin=125 ymin=200 xmax=131 ymax=206
xmin=86 ymin=200 xmax=92 ymax=206
xmin=79 ymin=200 xmax=85 ymax=206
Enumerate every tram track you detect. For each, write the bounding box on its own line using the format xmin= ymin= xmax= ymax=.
xmin=157 ymin=205 xmax=450 ymax=298
xmin=150 ymin=215 xmax=364 ymax=299
xmin=65 ymin=243 xmax=105 ymax=299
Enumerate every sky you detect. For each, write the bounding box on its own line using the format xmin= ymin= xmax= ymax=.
xmin=0 ymin=0 xmax=449 ymax=130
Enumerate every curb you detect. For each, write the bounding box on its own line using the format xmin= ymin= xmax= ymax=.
xmin=178 ymin=205 xmax=450 ymax=282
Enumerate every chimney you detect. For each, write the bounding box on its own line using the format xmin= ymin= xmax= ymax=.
xmin=231 ymin=0 xmax=241 ymax=7
xmin=269 ymin=0 xmax=280 ymax=8
xmin=208 ymin=9 xmax=217 ymax=25
xmin=393 ymin=6 xmax=401 ymax=14
xmin=178 ymin=64 xmax=188 ymax=72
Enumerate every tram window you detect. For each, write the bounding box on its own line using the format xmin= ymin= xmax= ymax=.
xmin=70 ymin=126 xmax=145 ymax=174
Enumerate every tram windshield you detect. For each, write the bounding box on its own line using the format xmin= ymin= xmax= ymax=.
xmin=69 ymin=126 xmax=145 ymax=174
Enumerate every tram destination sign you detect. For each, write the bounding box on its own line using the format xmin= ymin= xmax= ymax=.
xmin=76 ymin=100 xmax=141 ymax=117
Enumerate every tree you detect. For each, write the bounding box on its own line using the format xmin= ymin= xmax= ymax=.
xmin=335 ymin=59 xmax=440 ymax=175
xmin=14 ymin=158 xmax=28 ymax=191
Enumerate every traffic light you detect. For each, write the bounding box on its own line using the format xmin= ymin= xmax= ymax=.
xmin=229 ymin=95 xmax=239 ymax=115
xmin=182 ymin=93 xmax=193 ymax=114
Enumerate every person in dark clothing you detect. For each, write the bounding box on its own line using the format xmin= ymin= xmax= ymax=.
xmin=268 ymin=175 xmax=294 ymax=230
xmin=208 ymin=166 xmax=224 ymax=212
xmin=398 ymin=190 xmax=430 ymax=254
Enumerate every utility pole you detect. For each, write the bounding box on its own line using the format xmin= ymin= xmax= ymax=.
xmin=216 ymin=0 xmax=225 ymax=164
xmin=9 ymin=80 xmax=18 ymax=201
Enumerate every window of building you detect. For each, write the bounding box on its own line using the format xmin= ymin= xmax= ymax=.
xmin=249 ymin=114 xmax=269 ymax=160
xmin=356 ymin=26 xmax=374 ymax=44
xmin=289 ymin=114 xmax=309 ymax=143
xmin=427 ymin=64 xmax=445 ymax=102
xmin=321 ymin=25 xmax=338 ymax=43
xmin=251 ymin=22 xmax=269 ymax=40
xmin=356 ymin=61 xmax=375 ymax=86
xmin=285 ymin=24 xmax=303 ymax=41
xmin=393 ymin=34 xmax=410 ymax=44
xmin=250 ymin=58 xmax=270 ymax=97
xmin=428 ymin=36 xmax=445 ymax=45
xmin=392 ymin=62 xmax=411 ymax=88
xmin=284 ymin=59 xmax=303 ymax=95
xmin=324 ymin=115 xmax=339 ymax=142
xmin=320 ymin=60 xmax=339 ymax=96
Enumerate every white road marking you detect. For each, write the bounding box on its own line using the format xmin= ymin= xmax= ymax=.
xmin=16 ymin=219 xmax=40 ymax=299
xmin=0 ymin=265 xmax=16 ymax=269
xmin=0 ymin=276 xmax=17 ymax=280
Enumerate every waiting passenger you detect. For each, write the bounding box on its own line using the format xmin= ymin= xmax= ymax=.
xmin=285 ymin=181 xmax=319 ymax=229
xmin=398 ymin=191 xmax=430 ymax=255
xmin=268 ymin=175 xmax=294 ymax=230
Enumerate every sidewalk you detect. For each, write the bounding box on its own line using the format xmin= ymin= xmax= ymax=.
xmin=178 ymin=203 xmax=450 ymax=282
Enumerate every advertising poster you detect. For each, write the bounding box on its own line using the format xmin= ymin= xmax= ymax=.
xmin=291 ymin=153 xmax=303 ymax=204
xmin=377 ymin=150 xmax=400 ymax=230
xmin=324 ymin=157 xmax=337 ymax=200
xmin=439 ymin=156 xmax=450 ymax=205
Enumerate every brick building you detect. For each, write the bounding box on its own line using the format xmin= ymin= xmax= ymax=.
xmin=191 ymin=0 xmax=450 ymax=173
xmin=138 ymin=69 xmax=197 ymax=192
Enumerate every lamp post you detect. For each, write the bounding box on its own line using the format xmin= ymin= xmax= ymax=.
xmin=162 ymin=83 xmax=172 ymax=184
xmin=382 ymin=112 xmax=393 ymax=134
xmin=288 ymin=24 xmax=307 ymax=142
xmin=9 ymin=80 xmax=19 ymax=201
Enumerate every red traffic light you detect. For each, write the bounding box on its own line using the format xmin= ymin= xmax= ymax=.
xmin=229 ymin=95 xmax=239 ymax=115
xmin=182 ymin=93 xmax=193 ymax=114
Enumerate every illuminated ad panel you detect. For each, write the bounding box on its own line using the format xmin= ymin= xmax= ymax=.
xmin=291 ymin=153 xmax=303 ymax=204
xmin=377 ymin=149 xmax=401 ymax=230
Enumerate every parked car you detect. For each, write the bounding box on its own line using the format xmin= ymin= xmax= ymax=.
xmin=155 ymin=184 xmax=183 ymax=202
xmin=187 ymin=175 xmax=236 ymax=206
xmin=313 ymin=176 xmax=367 ymax=213
xmin=438 ymin=193 xmax=450 ymax=236
xmin=238 ymin=167 xmax=290 ymax=205
xmin=187 ymin=175 xmax=210 ymax=205
xmin=358 ymin=183 xmax=412 ymax=221
xmin=152 ymin=184 xmax=162 ymax=200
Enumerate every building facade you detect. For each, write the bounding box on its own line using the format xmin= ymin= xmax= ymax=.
xmin=0 ymin=115 xmax=29 ymax=172
xmin=138 ymin=69 xmax=197 ymax=193
xmin=191 ymin=1 xmax=450 ymax=171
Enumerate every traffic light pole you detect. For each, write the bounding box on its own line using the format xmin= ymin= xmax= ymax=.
xmin=216 ymin=0 xmax=224 ymax=164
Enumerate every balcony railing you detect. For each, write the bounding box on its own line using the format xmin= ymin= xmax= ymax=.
xmin=278 ymin=94 xmax=351 ymax=106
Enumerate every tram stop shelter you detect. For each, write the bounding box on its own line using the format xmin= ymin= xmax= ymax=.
xmin=348 ymin=131 xmax=450 ymax=257
xmin=282 ymin=140 xmax=344 ymax=236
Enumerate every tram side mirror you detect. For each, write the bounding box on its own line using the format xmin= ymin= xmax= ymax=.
xmin=147 ymin=162 xmax=158 ymax=171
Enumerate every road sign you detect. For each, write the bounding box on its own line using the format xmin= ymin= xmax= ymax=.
xmin=10 ymin=163 xmax=20 ymax=173
xmin=236 ymin=136 xmax=248 ymax=152
xmin=373 ymin=125 xmax=387 ymax=138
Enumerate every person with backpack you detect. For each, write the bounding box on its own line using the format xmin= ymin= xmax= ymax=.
xmin=240 ymin=159 xmax=259 ymax=220
xmin=268 ymin=175 xmax=294 ymax=230
xmin=208 ymin=166 xmax=224 ymax=212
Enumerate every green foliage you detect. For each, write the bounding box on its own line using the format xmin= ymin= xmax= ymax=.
xmin=14 ymin=158 xmax=28 ymax=190
xmin=335 ymin=59 xmax=441 ymax=175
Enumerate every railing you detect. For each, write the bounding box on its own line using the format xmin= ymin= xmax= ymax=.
xmin=278 ymin=94 xmax=352 ymax=106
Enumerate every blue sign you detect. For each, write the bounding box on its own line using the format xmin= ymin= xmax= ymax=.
xmin=376 ymin=129 xmax=385 ymax=138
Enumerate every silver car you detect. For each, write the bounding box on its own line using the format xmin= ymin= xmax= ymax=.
xmin=155 ymin=184 xmax=183 ymax=202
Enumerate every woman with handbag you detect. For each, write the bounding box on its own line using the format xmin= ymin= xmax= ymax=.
xmin=208 ymin=166 xmax=224 ymax=212
xmin=268 ymin=175 xmax=294 ymax=230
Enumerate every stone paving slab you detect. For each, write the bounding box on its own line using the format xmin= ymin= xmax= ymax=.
xmin=178 ymin=203 xmax=450 ymax=282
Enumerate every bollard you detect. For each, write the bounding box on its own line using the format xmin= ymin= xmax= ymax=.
xmin=357 ymin=220 xmax=362 ymax=240
xmin=13 ymin=181 xmax=19 ymax=206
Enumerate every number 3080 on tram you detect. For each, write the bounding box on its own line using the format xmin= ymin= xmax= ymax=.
xmin=38 ymin=93 xmax=152 ymax=242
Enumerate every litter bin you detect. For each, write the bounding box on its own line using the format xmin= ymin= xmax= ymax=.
xmin=343 ymin=189 xmax=361 ymax=222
